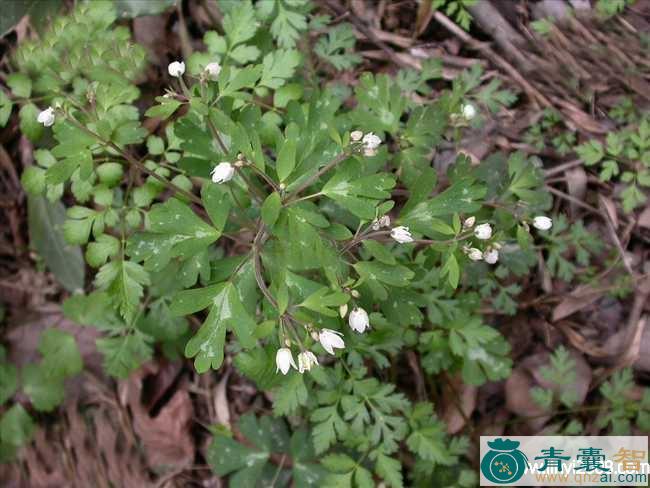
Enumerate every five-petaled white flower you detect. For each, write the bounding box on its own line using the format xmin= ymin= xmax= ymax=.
xmin=168 ymin=60 xmax=185 ymax=77
xmin=350 ymin=130 xmax=363 ymax=142
xmin=390 ymin=226 xmax=414 ymax=244
xmin=297 ymin=351 xmax=318 ymax=373
xmin=37 ymin=107 xmax=55 ymax=127
xmin=532 ymin=216 xmax=553 ymax=231
xmin=466 ymin=247 xmax=483 ymax=261
xmin=211 ymin=162 xmax=235 ymax=184
xmin=319 ymin=329 xmax=345 ymax=355
xmin=484 ymin=248 xmax=499 ymax=264
xmin=275 ymin=347 xmax=297 ymax=375
xmin=362 ymin=132 xmax=381 ymax=156
xmin=204 ymin=62 xmax=222 ymax=80
xmin=349 ymin=307 xmax=370 ymax=333
xmin=474 ymin=223 xmax=492 ymax=240
xmin=462 ymin=103 xmax=476 ymax=120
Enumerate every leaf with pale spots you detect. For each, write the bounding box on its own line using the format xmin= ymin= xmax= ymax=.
xmin=172 ymin=282 xmax=256 ymax=373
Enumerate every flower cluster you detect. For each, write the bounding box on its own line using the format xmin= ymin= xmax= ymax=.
xmin=350 ymin=130 xmax=382 ymax=156
xmin=462 ymin=215 xmax=553 ymax=264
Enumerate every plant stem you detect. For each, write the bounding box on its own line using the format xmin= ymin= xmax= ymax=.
xmin=284 ymin=150 xmax=351 ymax=202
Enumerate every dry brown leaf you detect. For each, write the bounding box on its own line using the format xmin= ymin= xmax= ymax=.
xmin=598 ymin=194 xmax=619 ymax=230
xmin=214 ymin=371 xmax=232 ymax=428
xmin=552 ymin=284 xmax=606 ymax=322
xmin=441 ymin=375 xmax=477 ymax=434
xmin=637 ymin=205 xmax=650 ymax=229
xmin=566 ymin=167 xmax=587 ymax=218
xmin=122 ymin=365 xmax=195 ymax=473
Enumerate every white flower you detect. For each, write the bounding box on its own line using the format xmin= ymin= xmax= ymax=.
xmin=318 ymin=329 xmax=345 ymax=355
xmin=168 ymin=60 xmax=185 ymax=77
xmin=204 ymin=62 xmax=222 ymax=80
xmin=390 ymin=226 xmax=414 ymax=244
xmin=462 ymin=216 xmax=476 ymax=229
xmin=275 ymin=347 xmax=297 ymax=375
xmin=484 ymin=248 xmax=499 ymax=264
xmin=462 ymin=103 xmax=476 ymax=120
xmin=349 ymin=307 xmax=370 ymax=333
xmin=297 ymin=351 xmax=318 ymax=373
xmin=474 ymin=223 xmax=492 ymax=240
xmin=532 ymin=216 xmax=553 ymax=231
xmin=362 ymin=132 xmax=381 ymax=156
xmin=37 ymin=107 xmax=55 ymax=127
xmin=350 ymin=130 xmax=363 ymax=142
xmin=466 ymin=247 xmax=483 ymax=261
xmin=211 ymin=162 xmax=235 ymax=184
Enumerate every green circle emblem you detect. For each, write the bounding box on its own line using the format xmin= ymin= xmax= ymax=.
xmin=480 ymin=438 xmax=528 ymax=484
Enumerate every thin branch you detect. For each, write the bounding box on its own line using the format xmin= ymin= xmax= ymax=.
xmin=285 ymin=150 xmax=350 ymax=202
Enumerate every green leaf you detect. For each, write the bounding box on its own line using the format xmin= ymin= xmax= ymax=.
xmin=145 ymin=96 xmax=182 ymax=119
xmin=273 ymin=373 xmax=308 ymax=415
xmin=0 ymin=405 xmax=34 ymax=451
xmin=401 ymin=179 xmax=485 ymax=236
xmin=261 ymin=191 xmax=282 ymax=227
xmin=299 ymin=286 xmax=349 ymax=317
xmin=22 ymin=363 xmax=65 ymax=412
xmin=362 ymin=240 xmax=396 ymax=265
xmin=207 ymin=434 xmax=269 ymax=477
xmin=576 ymin=140 xmax=605 ymax=166
xmin=96 ymin=331 xmax=153 ymax=378
xmin=376 ymin=453 xmax=403 ymax=488
xmin=0 ymin=90 xmax=12 ymax=127
xmin=21 ymin=166 xmax=46 ymax=195
xmin=276 ymin=135 xmax=297 ymax=182
xmin=219 ymin=65 xmax=263 ymax=98
xmin=38 ymin=329 xmax=83 ymax=378
xmin=259 ymin=49 xmax=301 ymax=89
xmin=0 ymin=361 xmax=18 ymax=405
xmin=314 ymin=23 xmax=361 ymax=71
xmin=28 ymin=196 xmax=85 ymax=292
xmin=94 ymin=259 xmax=150 ymax=322
xmin=223 ymin=0 xmax=257 ymax=47
xmin=182 ymin=283 xmax=256 ymax=372
xmin=146 ymin=135 xmax=165 ymax=155
xmin=7 ymin=73 xmax=32 ymax=98
xmin=86 ymin=234 xmax=120 ymax=268
xmin=354 ymin=261 xmax=414 ymax=287
xmin=1 ymin=0 xmax=62 ymax=35
xmin=201 ymin=183 xmax=231 ymax=231
xmin=19 ymin=104 xmax=43 ymax=141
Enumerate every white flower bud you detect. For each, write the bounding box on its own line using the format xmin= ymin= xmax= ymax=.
xmin=484 ymin=248 xmax=499 ymax=264
xmin=204 ymin=62 xmax=222 ymax=80
xmin=167 ymin=61 xmax=185 ymax=78
xmin=350 ymin=289 xmax=360 ymax=298
xmin=462 ymin=216 xmax=476 ymax=229
xmin=339 ymin=303 xmax=348 ymax=318
xmin=210 ymin=162 xmax=235 ymax=184
xmin=350 ymin=130 xmax=363 ymax=141
xmin=474 ymin=223 xmax=492 ymax=240
xmin=462 ymin=103 xmax=476 ymax=120
xmin=318 ymin=329 xmax=345 ymax=355
xmin=466 ymin=247 xmax=483 ymax=261
xmin=275 ymin=347 xmax=297 ymax=375
xmin=297 ymin=351 xmax=318 ymax=373
xmin=390 ymin=226 xmax=414 ymax=244
xmin=348 ymin=307 xmax=370 ymax=333
xmin=37 ymin=107 xmax=55 ymax=127
xmin=532 ymin=216 xmax=553 ymax=231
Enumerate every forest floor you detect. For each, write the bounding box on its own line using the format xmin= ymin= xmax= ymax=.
xmin=1 ymin=0 xmax=649 ymax=486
